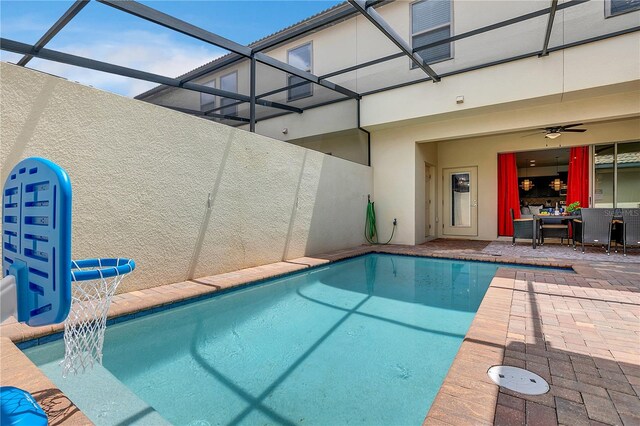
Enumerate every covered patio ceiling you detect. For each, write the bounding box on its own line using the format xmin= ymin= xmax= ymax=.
xmin=1 ymin=0 xmax=638 ymax=130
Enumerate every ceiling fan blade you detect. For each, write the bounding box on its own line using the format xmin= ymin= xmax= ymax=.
xmin=561 ymin=123 xmax=584 ymax=129
xmin=562 ymin=129 xmax=587 ymax=132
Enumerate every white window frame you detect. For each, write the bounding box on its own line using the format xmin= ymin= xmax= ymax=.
xmin=219 ymin=71 xmax=238 ymax=116
xmin=200 ymin=79 xmax=216 ymax=111
xmin=605 ymin=0 xmax=640 ymax=17
xmin=287 ymin=42 xmax=313 ymax=102
xmin=410 ymin=0 xmax=454 ymax=69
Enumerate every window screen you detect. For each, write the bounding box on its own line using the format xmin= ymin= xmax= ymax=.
xmin=412 ymin=0 xmax=452 ymax=64
xmin=200 ymin=80 xmax=215 ymax=111
xmin=220 ymin=72 xmax=237 ymax=116
xmin=287 ymin=43 xmax=313 ymax=101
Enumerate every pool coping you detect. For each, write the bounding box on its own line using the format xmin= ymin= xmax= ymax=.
xmin=0 ymin=243 xmax=625 ymax=425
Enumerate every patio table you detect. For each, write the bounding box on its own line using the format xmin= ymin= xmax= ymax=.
xmin=532 ymin=214 xmax=581 ymax=249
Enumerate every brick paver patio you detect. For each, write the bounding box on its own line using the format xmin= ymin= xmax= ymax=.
xmin=1 ymin=239 xmax=638 ymax=425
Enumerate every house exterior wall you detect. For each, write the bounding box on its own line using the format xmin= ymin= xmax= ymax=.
xmin=372 ymin=111 xmax=640 ymax=244
xmin=0 ymin=63 xmax=373 ymax=293
xmin=286 ymin=128 xmax=370 ymax=165
xmin=136 ymin=0 xmax=640 ymax=245
xmin=361 ymin=32 xmax=640 ymax=128
xmin=140 ymin=1 xmax=639 ymax=131
xmin=252 ymin=100 xmax=359 ymax=142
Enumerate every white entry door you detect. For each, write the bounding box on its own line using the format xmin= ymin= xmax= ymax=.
xmin=443 ymin=167 xmax=478 ymax=236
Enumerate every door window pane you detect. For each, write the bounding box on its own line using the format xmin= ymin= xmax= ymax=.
xmin=594 ymin=144 xmax=615 ymax=207
xmin=287 ymin=43 xmax=313 ymax=101
xmin=220 ymin=72 xmax=237 ymax=116
xmin=451 ymin=173 xmax=470 ymax=227
xmin=616 ymin=141 xmax=640 ymax=208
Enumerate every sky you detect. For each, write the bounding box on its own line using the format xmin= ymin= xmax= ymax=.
xmin=0 ymin=0 xmax=342 ymax=97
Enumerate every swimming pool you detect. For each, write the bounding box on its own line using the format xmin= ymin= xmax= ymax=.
xmin=24 ymin=254 xmax=562 ymax=425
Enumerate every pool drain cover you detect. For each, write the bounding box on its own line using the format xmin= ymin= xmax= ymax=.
xmin=487 ymin=366 xmax=549 ymax=395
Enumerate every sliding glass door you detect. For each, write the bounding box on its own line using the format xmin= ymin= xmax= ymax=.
xmin=594 ymin=141 xmax=640 ymax=208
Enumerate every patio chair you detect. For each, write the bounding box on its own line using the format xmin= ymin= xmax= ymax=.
xmin=573 ymin=208 xmax=612 ymax=254
xmin=620 ymin=208 xmax=640 ymax=256
xmin=511 ymin=208 xmax=537 ymax=246
xmin=540 ymin=217 xmax=570 ymax=246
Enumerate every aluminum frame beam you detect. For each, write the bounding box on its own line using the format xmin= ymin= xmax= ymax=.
xmin=250 ymin=55 xmax=257 ymax=132
xmin=98 ymin=0 xmax=360 ymax=100
xmin=17 ymin=0 xmax=90 ymax=67
xmin=255 ymin=97 xmax=355 ymax=124
xmin=248 ymin=0 xmax=585 ymax=100
xmin=366 ymin=25 xmax=640 ymax=96
xmin=97 ymin=0 xmax=252 ymax=57
xmin=164 ymin=2 xmax=361 ymax=89
xmin=254 ymin=52 xmax=404 ymax=101
xmin=246 ymin=24 xmax=639 ymax=125
xmin=253 ymin=52 xmax=360 ymax=99
xmin=540 ymin=0 xmax=559 ymax=57
xmin=348 ymin=0 xmax=441 ymax=82
xmin=0 ymin=38 xmax=302 ymax=114
xmin=163 ymin=106 xmax=251 ymax=123
xmin=147 ymin=0 xmax=585 ymax=100
xmin=413 ymin=0 xmax=587 ymax=55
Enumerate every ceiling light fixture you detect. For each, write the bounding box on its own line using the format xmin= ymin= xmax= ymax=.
xmin=545 ymin=131 xmax=561 ymax=139
xmin=520 ymin=163 xmax=534 ymax=191
xmin=549 ymin=178 xmax=562 ymax=191
xmin=548 ymin=156 xmax=564 ymax=191
xmin=520 ymin=179 xmax=534 ymax=191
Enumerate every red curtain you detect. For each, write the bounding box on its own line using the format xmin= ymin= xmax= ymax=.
xmin=566 ymin=146 xmax=590 ymax=208
xmin=498 ymin=153 xmax=520 ymax=236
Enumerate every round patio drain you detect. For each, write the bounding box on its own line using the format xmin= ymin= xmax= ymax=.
xmin=487 ymin=365 xmax=549 ymax=395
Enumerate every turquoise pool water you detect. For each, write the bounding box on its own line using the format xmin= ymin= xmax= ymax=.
xmin=24 ymin=254 xmax=558 ymax=425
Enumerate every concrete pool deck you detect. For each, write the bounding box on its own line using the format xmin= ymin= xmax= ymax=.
xmin=1 ymin=239 xmax=638 ymax=425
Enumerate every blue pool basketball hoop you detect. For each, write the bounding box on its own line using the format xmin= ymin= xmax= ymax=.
xmin=1 ymin=158 xmax=135 ymax=423
xmin=1 ymin=157 xmax=72 ymax=326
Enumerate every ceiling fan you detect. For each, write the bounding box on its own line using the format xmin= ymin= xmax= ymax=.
xmin=522 ymin=123 xmax=587 ymax=139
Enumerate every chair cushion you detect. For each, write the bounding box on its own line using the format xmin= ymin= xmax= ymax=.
xmin=520 ymin=206 xmax=531 ymax=215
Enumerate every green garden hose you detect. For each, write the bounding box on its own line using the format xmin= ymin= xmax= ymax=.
xmin=365 ymin=198 xmax=396 ymax=245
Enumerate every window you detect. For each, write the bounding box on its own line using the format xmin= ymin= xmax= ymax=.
xmin=287 ymin=43 xmax=313 ymax=101
xmin=606 ymin=0 xmax=640 ymax=17
xmin=411 ymin=0 xmax=452 ymax=66
xmin=220 ymin=72 xmax=237 ymax=116
xmin=594 ymin=142 xmax=640 ymax=208
xmin=200 ymin=79 xmax=215 ymax=111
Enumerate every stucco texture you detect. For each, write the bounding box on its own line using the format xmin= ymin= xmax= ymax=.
xmin=1 ymin=63 xmax=372 ymax=293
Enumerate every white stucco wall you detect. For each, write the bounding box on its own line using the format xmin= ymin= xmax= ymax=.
xmin=287 ymin=129 xmax=369 ymax=166
xmin=0 ymin=63 xmax=372 ymax=293
xmin=372 ymin=91 xmax=640 ymax=244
